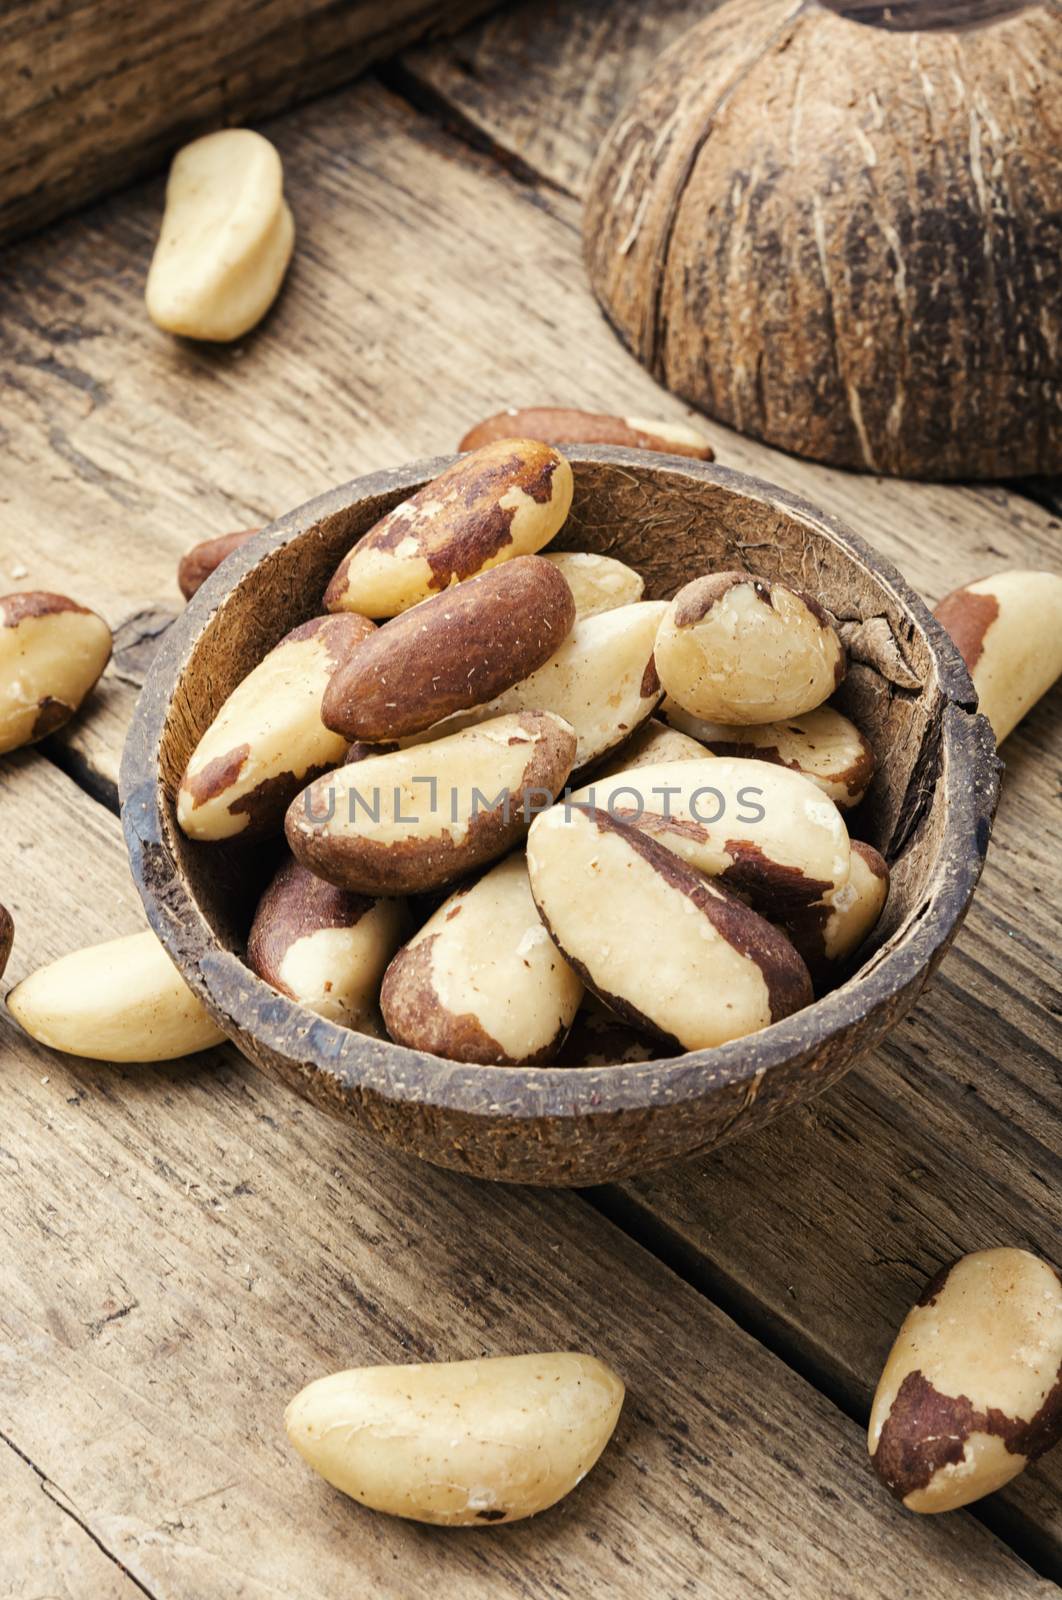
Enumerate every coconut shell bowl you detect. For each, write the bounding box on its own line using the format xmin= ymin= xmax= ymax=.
xmin=584 ymin=0 xmax=1060 ymax=480
xmin=120 ymin=448 xmax=999 ymax=1186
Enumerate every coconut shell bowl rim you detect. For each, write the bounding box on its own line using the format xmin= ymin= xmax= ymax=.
xmin=119 ymin=446 xmax=999 ymax=1185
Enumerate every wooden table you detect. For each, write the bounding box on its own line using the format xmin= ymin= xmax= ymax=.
xmin=1 ymin=4 xmax=1059 ymax=1596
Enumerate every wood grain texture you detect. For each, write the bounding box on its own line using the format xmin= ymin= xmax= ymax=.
xmin=399 ymin=0 xmax=714 ymax=197
xmin=1 ymin=76 xmax=1059 ymax=805
xmin=0 ymin=0 xmax=499 ymax=245
xmin=0 ymin=1439 xmax=145 ymax=1600
xmin=602 ymin=686 xmax=1062 ymax=1569
xmin=398 ymin=12 xmax=1062 ymax=1568
xmin=0 ymin=18 xmax=1059 ymax=1586
xmin=3 ymin=752 xmax=1046 ymax=1599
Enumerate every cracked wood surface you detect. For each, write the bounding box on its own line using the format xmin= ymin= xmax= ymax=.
xmin=0 ymin=8 xmax=1060 ymax=1594
xmin=3 ymin=756 xmax=1049 ymax=1599
xmin=0 ymin=1437 xmax=145 ymax=1600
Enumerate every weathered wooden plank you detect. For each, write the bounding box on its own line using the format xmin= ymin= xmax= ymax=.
xmin=600 ymin=694 xmax=1062 ymax=1570
xmin=0 ymin=0 xmax=499 ymax=244
xmin=0 ymin=1439 xmax=145 ymax=1600
xmin=394 ymin=21 xmax=1062 ymax=1566
xmin=399 ymin=0 xmax=710 ymax=198
xmin=1 ymin=77 xmax=1059 ymax=809
xmin=1 ymin=753 xmax=1044 ymax=1599
xmin=2 ymin=47 xmax=1060 ymax=1582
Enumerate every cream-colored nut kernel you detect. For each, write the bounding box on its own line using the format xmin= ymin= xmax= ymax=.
xmin=595 ymin=717 xmax=708 ymax=777
xmin=459 ymin=406 xmax=713 ymax=460
xmin=571 ymin=757 xmax=852 ymax=916
xmin=655 ymin=572 xmax=846 ymax=724
xmin=543 ymin=551 xmax=645 ymax=617
xmin=0 ymin=904 xmax=12 ymax=981
xmin=146 ymin=129 xmax=294 ymax=342
xmin=402 ymin=601 xmax=668 ymax=770
xmin=247 ymin=857 xmax=405 ymax=1030
xmin=782 ymin=840 xmax=889 ymax=983
xmin=6 ymin=930 xmax=225 ymax=1062
xmin=322 ymin=556 xmax=576 ymax=741
xmin=527 ymin=805 xmax=812 ymax=1049
xmin=661 ymin=701 xmax=874 ymax=809
xmin=381 ymin=853 xmax=582 ymax=1064
xmin=287 ymin=711 xmax=577 ymax=896
xmin=178 ymin=528 xmax=261 ymax=600
xmin=0 ymin=592 xmax=112 ymax=755
xmin=177 ymin=613 xmax=374 ymax=842
xmin=869 ymin=1248 xmax=1062 ymax=1514
xmin=285 ymin=1351 xmax=624 ymax=1526
xmin=324 ymin=440 xmax=573 ymax=619
xmin=934 ymin=570 xmax=1062 ymax=743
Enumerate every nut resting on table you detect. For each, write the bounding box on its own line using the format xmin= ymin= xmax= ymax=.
xmin=869 ymin=1249 xmax=1062 ymax=1514
xmin=286 ymin=1351 xmax=625 ymax=1525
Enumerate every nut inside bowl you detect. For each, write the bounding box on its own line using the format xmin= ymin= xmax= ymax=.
xmin=120 ymin=448 xmax=998 ymax=1186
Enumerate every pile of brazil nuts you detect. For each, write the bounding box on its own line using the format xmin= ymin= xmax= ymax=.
xmin=5 ymin=429 xmax=1062 ymax=1532
xmin=170 ymin=436 xmax=895 ymax=1061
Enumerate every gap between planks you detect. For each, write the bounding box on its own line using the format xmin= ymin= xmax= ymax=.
xmin=4 ymin=37 xmax=1055 ymax=1600
xmin=0 ymin=1430 xmax=157 ymax=1600
xmin=26 ymin=725 xmax=1062 ymax=1590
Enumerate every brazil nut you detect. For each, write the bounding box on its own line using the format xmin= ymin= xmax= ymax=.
xmin=286 ymin=711 xmax=577 ymax=896
xmin=655 ymin=572 xmax=846 ymax=724
xmin=324 ymin=440 xmax=573 ymax=618
xmin=380 ymin=853 xmax=582 ymax=1064
xmin=177 ymin=613 xmax=375 ymax=842
xmin=527 ymin=804 xmax=812 ymax=1049
xmin=322 ymin=555 xmax=575 ymax=741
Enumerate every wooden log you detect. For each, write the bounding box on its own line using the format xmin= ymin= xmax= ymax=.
xmin=0 ymin=0 xmax=499 ymax=244
xmin=0 ymin=752 xmax=1041 ymax=1597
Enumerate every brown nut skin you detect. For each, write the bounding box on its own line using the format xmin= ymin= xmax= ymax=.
xmin=0 ymin=904 xmax=12 ymax=981
xmin=177 ymin=613 xmax=375 ymax=842
xmin=781 ymin=841 xmax=889 ymax=985
xmin=661 ymin=701 xmax=875 ymax=810
xmin=0 ymin=592 xmax=113 ymax=754
xmin=869 ymin=1249 xmax=1062 ymax=1514
xmin=322 ymin=555 xmax=576 ymax=741
xmin=459 ymin=407 xmax=714 ymax=460
xmin=178 ymin=528 xmax=261 ymax=600
xmin=247 ymin=856 xmax=404 ymax=1030
xmin=324 ymin=439 xmax=573 ymax=619
xmin=934 ymin=570 xmax=1062 ymax=743
xmin=572 ymin=757 xmax=852 ymax=919
xmin=527 ymin=804 xmax=813 ymax=1051
xmin=554 ymin=994 xmax=667 ymax=1067
xmin=398 ymin=600 xmax=668 ymax=772
xmin=380 ymin=854 xmax=582 ymax=1065
xmin=655 ymin=572 xmax=847 ymax=725
xmin=286 ymin=711 xmax=577 ymax=897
